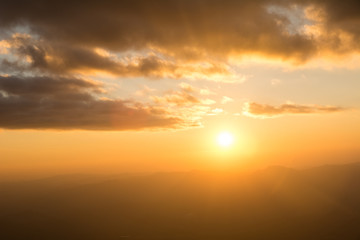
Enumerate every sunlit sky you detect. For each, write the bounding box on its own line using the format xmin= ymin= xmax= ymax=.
xmin=0 ymin=0 xmax=360 ymax=179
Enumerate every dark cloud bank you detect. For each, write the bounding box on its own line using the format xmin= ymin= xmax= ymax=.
xmin=0 ymin=0 xmax=313 ymax=60
xmin=1 ymin=0 xmax=360 ymax=62
xmin=0 ymin=76 xmax=181 ymax=130
xmin=2 ymin=34 xmax=229 ymax=78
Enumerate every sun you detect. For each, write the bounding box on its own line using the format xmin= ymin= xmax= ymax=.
xmin=217 ymin=131 xmax=234 ymax=147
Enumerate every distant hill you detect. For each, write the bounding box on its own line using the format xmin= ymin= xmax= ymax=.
xmin=1 ymin=163 xmax=360 ymax=240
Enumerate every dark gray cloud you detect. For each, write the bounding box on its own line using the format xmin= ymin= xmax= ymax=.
xmin=1 ymin=0 xmax=358 ymax=74
xmin=299 ymin=0 xmax=360 ymax=31
xmin=243 ymin=102 xmax=345 ymax=118
xmin=0 ymin=0 xmax=317 ymax=62
xmin=0 ymin=75 xmax=101 ymax=97
xmin=297 ymin=0 xmax=360 ymax=53
xmin=0 ymin=75 xmax=184 ymax=130
xmin=1 ymin=34 xmax=231 ymax=78
xmin=0 ymin=0 xmax=359 ymax=63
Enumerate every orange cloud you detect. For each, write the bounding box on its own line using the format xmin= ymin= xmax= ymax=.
xmin=151 ymin=83 xmax=216 ymax=107
xmin=243 ymin=102 xmax=345 ymax=118
xmin=2 ymin=34 xmax=236 ymax=81
xmin=1 ymin=0 xmax=360 ymax=66
xmin=0 ymin=75 xmax=198 ymax=130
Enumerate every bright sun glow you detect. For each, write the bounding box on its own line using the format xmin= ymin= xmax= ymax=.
xmin=217 ymin=132 xmax=234 ymax=147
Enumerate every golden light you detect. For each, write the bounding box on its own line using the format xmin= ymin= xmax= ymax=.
xmin=217 ymin=131 xmax=234 ymax=147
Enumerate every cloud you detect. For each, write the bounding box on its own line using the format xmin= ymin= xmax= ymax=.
xmin=243 ymin=102 xmax=345 ymax=118
xmin=0 ymin=75 xmax=196 ymax=130
xmin=151 ymin=83 xmax=201 ymax=107
xmin=0 ymin=0 xmax=357 ymax=131
xmin=271 ymin=79 xmax=281 ymax=85
xmin=221 ymin=96 xmax=234 ymax=104
xmin=0 ymin=40 xmax=10 ymax=54
xmin=151 ymin=82 xmax=218 ymax=108
xmin=135 ymin=85 xmax=156 ymax=97
xmin=0 ymin=0 xmax=319 ymax=63
xmin=1 ymin=33 xmax=235 ymax=81
xmin=1 ymin=0 xmax=360 ymax=65
xmin=152 ymin=91 xmax=199 ymax=107
xmin=148 ymin=83 xmax=217 ymax=125
xmin=0 ymin=75 xmax=102 ymax=96
xmin=207 ymin=108 xmax=224 ymax=116
xmin=199 ymin=89 xmax=216 ymax=96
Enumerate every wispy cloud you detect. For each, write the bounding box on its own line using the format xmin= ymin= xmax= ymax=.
xmin=243 ymin=102 xmax=345 ymax=118
xmin=151 ymin=83 xmax=216 ymax=107
xmin=221 ymin=96 xmax=234 ymax=104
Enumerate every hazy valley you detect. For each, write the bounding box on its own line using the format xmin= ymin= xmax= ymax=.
xmin=1 ymin=163 xmax=360 ymax=240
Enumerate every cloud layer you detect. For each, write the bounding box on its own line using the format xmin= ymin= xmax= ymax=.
xmin=1 ymin=0 xmax=360 ymax=63
xmin=0 ymin=0 xmax=312 ymax=60
xmin=0 ymin=76 xmax=189 ymax=130
xmin=1 ymin=34 xmax=235 ymax=80
xmin=243 ymin=102 xmax=345 ymax=118
xmin=0 ymin=0 xmax=356 ymax=130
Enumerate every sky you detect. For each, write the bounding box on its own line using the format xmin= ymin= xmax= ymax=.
xmin=0 ymin=0 xmax=360 ymax=179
